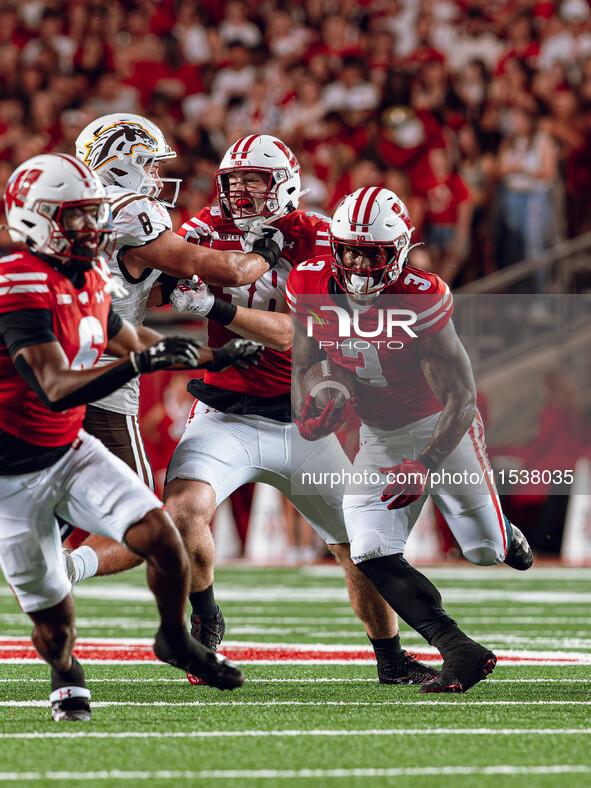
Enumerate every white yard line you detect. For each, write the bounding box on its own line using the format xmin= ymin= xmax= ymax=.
xmin=3 ymin=585 xmax=591 ymax=604
xmin=0 ymin=728 xmax=589 ymax=740
xmin=0 ymin=765 xmax=588 ymax=780
xmin=2 ymin=700 xmax=591 ymax=708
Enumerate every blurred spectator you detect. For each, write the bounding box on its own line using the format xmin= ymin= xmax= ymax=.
xmin=210 ymin=40 xmax=256 ymax=108
xmin=415 ymin=145 xmax=473 ymax=285
xmin=321 ymin=56 xmax=380 ymax=113
xmin=496 ymin=108 xmax=558 ymax=281
xmin=173 ymin=3 xmax=213 ymax=65
xmin=219 ymin=0 xmax=262 ymax=50
xmin=445 ymin=9 xmax=503 ymax=75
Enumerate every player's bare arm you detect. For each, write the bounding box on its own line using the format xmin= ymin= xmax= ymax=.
xmin=228 ymin=301 xmax=291 ymax=352
xmin=106 ymin=320 xmax=162 ymax=356
xmin=416 ymin=320 xmax=477 ymax=469
xmin=167 ymin=276 xmax=292 ymax=351
xmin=290 ymin=312 xmax=316 ymax=417
xmin=121 ymin=229 xmax=275 ymax=287
xmin=12 ymin=331 xmax=203 ymax=413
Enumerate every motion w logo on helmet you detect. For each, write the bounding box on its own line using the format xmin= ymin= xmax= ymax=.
xmin=81 ymin=122 xmax=158 ymax=171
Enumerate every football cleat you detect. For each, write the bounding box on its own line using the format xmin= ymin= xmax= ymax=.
xmin=420 ymin=641 xmax=496 ymax=693
xmin=50 ymin=686 xmax=91 ymax=722
xmin=378 ymin=651 xmax=440 ymax=685
xmin=187 ymin=607 xmax=226 ymax=685
xmin=504 ymin=524 xmax=534 ymax=571
xmin=154 ymin=624 xmax=243 ymax=691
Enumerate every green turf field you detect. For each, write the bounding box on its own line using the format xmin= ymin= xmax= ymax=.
xmin=0 ymin=563 xmax=590 ymax=788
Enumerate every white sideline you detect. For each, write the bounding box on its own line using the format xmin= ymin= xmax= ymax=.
xmin=0 ymin=765 xmax=588 ymax=780
xmin=0 ymin=728 xmax=590 ymax=740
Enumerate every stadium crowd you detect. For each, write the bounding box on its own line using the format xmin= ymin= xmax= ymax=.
xmin=2 ymin=0 xmax=591 ymax=286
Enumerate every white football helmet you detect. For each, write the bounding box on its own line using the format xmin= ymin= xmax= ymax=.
xmin=75 ymin=113 xmax=181 ymax=207
xmin=4 ymin=153 xmax=113 ymax=270
xmin=216 ymin=134 xmax=302 ymax=230
xmin=330 ymin=187 xmax=414 ymax=300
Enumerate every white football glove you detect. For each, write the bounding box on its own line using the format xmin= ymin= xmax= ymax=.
xmin=181 ymin=219 xmax=219 ymax=245
xmin=169 ymin=276 xmax=215 ymax=316
xmin=240 ymin=223 xmax=284 ymax=255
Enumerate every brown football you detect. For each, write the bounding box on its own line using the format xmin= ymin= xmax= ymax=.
xmin=301 ymin=359 xmax=355 ymax=416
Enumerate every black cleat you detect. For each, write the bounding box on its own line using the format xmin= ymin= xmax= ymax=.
xmin=51 ymin=695 xmax=91 ymax=721
xmin=420 ymin=641 xmax=497 ymax=693
xmin=187 ymin=607 xmax=226 ymax=685
xmin=378 ymin=650 xmax=440 ymax=685
xmin=504 ymin=524 xmax=534 ymax=571
xmin=154 ymin=624 xmax=243 ymax=691
xmin=190 ymin=606 xmax=225 ymax=652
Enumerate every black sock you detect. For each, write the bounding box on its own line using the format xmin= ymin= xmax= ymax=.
xmin=357 ymin=554 xmax=457 ymax=644
xmin=51 ymin=656 xmax=87 ymax=691
xmin=189 ymin=585 xmax=218 ymax=620
xmin=369 ymin=634 xmax=402 ymax=664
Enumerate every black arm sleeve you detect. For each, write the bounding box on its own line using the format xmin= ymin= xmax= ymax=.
xmin=157 ymin=273 xmax=180 ymax=306
xmin=107 ymin=305 xmax=123 ymax=339
xmin=14 ymin=355 xmax=138 ymax=413
xmin=0 ymin=309 xmax=56 ymax=355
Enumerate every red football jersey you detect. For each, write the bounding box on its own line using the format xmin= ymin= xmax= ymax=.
xmin=178 ymin=207 xmax=330 ymax=397
xmin=286 ymin=258 xmax=453 ymax=429
xmin=0 ymin=251 xmax=112 ymax=446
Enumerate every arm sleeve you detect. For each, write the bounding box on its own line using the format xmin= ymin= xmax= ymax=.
xmin=0 ymin=309 xmax=56 ymax=355
xmin=157 ymin=273 xmax=180 ymax=306
xmin=107 ymin=305 xmax=123 ymax=339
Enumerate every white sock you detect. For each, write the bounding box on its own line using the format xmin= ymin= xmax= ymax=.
xmin=70 ymin=546 xmax=99 ymax=583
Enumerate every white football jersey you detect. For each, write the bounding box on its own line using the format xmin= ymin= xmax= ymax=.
xmin=91 ymin=186 xmax=172 ymax=415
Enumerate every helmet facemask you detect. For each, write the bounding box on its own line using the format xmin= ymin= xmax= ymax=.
xmin=331 ymin=234 xmax=410 ymax=302
xmin=216 ymin=167 xmax=294 ymax=229
xmin=50 ymin=200 xmax=114 ymax=270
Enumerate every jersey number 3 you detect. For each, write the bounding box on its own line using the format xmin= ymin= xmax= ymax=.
xmin=71 ymin=316 xmax=105 ymax=370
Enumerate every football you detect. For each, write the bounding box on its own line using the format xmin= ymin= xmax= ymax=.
xmin=301 ymin=359 xmax=355 ymax=415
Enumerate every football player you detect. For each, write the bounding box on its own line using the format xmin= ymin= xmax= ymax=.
xmin=62 ymin=113 xmax=283 ymax=584
xmin=0 ymin=154 xmax=261 ymax=720
xmin=286 ymin=186 xmax=534 ymax=693
xmin=162 ymin=135 xmax=439 ymax=686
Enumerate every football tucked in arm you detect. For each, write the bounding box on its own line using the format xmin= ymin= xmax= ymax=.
xmin=301 ymin=360 xmax=355 ymax=416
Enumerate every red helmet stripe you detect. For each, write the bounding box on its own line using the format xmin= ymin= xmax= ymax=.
xmin=230 ymin=135 xmax=260 ymax=160
xmin=349 ymin=186 xmax=382 ymax=232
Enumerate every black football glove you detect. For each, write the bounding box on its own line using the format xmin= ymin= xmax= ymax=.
xmin=241 ymin=225 xmax=284 ymax=269
xmin=130 ymin=337 xmax=202 ymax=374
xmin=203 ymin=338 xmax=264 ymax=372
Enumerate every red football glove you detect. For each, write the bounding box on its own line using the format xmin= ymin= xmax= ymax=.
xmin=295 ymin=395 xmax=354 ymax=441
xmin=380 ymin=458 xmax=431 ymax=510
